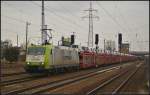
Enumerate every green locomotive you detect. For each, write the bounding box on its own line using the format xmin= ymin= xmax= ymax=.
xmin=25 ymin=44 xmax=79 ymax=73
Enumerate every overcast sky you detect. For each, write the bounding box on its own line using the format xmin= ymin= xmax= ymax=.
xmin=1 ymin=1 xmax=149 ymax=51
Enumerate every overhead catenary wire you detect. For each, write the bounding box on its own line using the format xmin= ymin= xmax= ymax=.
xmin=2 ymin=1 xmax=148 ymax=51
xmin=45 ymin=6 xmax=88 ymax=32
xmin=31 ymin=1 xmax=84 ymax=43
xmin=30 ymin=1 xmax=80 ymax=33
xmin=2 ymin=2 xmax=76 ymax=44
xmin=96 ymin=2 xmax=136 ymax=51
xmin=1 ymin=15 xmax=40 ymax=27
xmin=31 ymin=1 xmax=74 ymax=33
xmin=2 ymin=1 xmax=89 ymax=43
xmin=96 ymin=2 xmax=129 ymax=34
xmin=31 ymin=1 xmax=88 ymax=32
xmin=106 ymin=2 xmax=148 ymax=45
xmin=2 ymin=2 xmax=32 ymax=19
xmin=115 ymin=2 xmax=132 ymax=34
xmin=1 ymin=2 xmax=40 ymax=29
xmin=2 ymin=2 xmax=43 ymax=29
xmin=30 ymin=1 xmax=92 ymax=44
xmin=57 ymin=2 xmax=88 ymax=30
xmin=114 ymin=1 xmax=142 ymax=46
xmin=2 ymin=15 xmax=27 ymax=23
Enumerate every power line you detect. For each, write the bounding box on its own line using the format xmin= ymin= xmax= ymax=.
xmin=57 ymin=3 xmax=88 ymax=30
xmin=31 ymin=1 xmax=88 ymax=32
xmin=46 ymin=8 xmax=83 ymax=31
xmin=45 ymin=5 xmax=88 ymax=31
xmin=2 ymin=15 xmax=40 ymax=27
xmin=2 ymin=15 xmax=26 ymax=23
xmin=96 ymin=2 xmax=128 ymax=34
xmin=31 ymin=1 xmax=81 ymax=35
xmin=31 ymin=1 xmax=41 ymax=7
xmin=36 ymin=4 xmax=82 ymax=31
xmin=30 ymin=1 xmax=78 ymax=32
xmin=31 ymin=1 xmax=84 ymax=44
xmin=115 ymin=2 xmax=133 ymax=34
xmin=45 ymin=6 xmax=88 ymax=32
xmin=2 ymin=18 xmax=40 ymax=29
xmin=31 ymin=1 xmax=88 ymax=41
xmin=2 ymin=2 xmax=31 ymax=19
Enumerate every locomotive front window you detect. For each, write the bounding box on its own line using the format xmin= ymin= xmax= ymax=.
xmin=27 ymin=47 xmax=45 ymax=55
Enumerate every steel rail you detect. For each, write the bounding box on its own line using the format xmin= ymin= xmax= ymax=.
xmin=1 ymin=72 xmax=26 ymax=77
xmin=22 ymin=66 xmax=120 ymax=94
xmin=4 ymin=65 xmax=120 ymax=95
xmin=112 ymin=63 xmax=142 ymax=94
xmin=86 ymin=68 xmax=130 ymax=95
xmin=1 ymin=74 xmax=45 ymax=86
xmin=86 ymin=63 xmax=142 ymax=95
xmin=2 ymin=61 xmax=136 ymax=95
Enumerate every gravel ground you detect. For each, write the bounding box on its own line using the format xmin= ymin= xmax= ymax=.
xmin=1 ymin=62 xmax=25 ymax=75
xmin=1 ymin=60 xmax=141 ymax=94
xmin=118 ymin=62 xmax=149 ymax=94
xmin=1 ymin=73 xmax=32 ymax=82
xmin=42 ymin=62 xmax=135 ymax=94
xmin=96 ymin=63 xmax=140 ymax=94
xmin=1 ymin=65 xmax=121 ymax=94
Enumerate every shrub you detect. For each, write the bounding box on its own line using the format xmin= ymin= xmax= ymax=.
xmin=4 ymin=47 xmax=20 ymax=62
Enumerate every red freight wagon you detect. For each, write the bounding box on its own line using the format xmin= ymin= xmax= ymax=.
xmin=101 ymin=53 xmax=108 ymax=64
xmin=95 ymin=53 xmax=105 ymax=66
xmin=111 ymin=54 xmax=116 ymax=64
xmin=103 ymin=53 xmax=110 ymax=65
xmin=79 ymin=51 xmax=96 ymax=69
xmin=108 ymin=54 xmax=112 ymax=64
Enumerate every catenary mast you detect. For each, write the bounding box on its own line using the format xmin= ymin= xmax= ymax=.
xmin=41 ymin=0 xmax=47 ymax=44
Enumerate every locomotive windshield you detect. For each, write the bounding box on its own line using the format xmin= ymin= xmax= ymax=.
xmin=27 ymin=47 xmax=45 ymax=55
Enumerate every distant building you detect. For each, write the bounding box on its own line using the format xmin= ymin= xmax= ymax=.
xmin=105 ymin=40 xmax=116 ymax=52
xmin=1 ymin=40 xmax=12 ymax=59
xmin=1 ymin=40 xmax=12 ymax=48
xmin=120 ymin=43 xmax=129 ymax=54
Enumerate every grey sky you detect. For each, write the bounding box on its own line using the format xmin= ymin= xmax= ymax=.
xmin=1 ymin=1 xmax=149 ymax=51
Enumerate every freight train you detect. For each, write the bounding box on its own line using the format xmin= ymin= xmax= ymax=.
xmin=25 ymin=44 xmax=137 ymax=73
xmin=25 ymin=1 xmax=137 ymax=73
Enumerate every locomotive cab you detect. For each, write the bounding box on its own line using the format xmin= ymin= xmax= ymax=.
xmin=25 ymin=44 xmax=53 ymax=73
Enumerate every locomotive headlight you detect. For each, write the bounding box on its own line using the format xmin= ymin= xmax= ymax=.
xmin=27 ymin=62 xmax=30 ymax=64
xmin=41 ymin=62 xmax=44 ymax=64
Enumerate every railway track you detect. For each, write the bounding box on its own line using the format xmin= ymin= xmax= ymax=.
xmin=1 ymin=62 xmax=127 ymax=85
xmin=40 ymin=62 xmax=136 ymax=94
xmin=1 ymin=72 xmax=26 ymax=77
xmin=2 ymin=64 xmax=124 ymax=95
xmin=24 ymin=63 xmax=137 ymax=94
xmin=22 ymin=66 xmax=121 ymax=94
xmin=1 ymin=64 xmax=115 ymax=87
xmin=1 ymin=61 xmax=138 ymax=95
xmin=0 ymin=73 xmax=46 ymax=86
xmin=87 ymin=62 xmax=143 ymax=95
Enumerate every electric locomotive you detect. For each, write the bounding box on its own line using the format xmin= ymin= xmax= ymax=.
xmin=25 ymin=41 xmax=79 ymax=73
